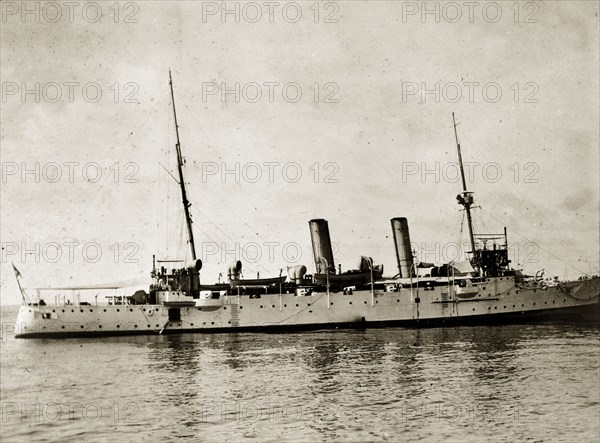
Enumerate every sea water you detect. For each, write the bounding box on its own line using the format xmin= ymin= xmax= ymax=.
xmin=1 ymin=306 xmax=598 ymax=442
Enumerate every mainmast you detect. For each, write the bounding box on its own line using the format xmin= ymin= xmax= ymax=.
xmin=169 ymin=70 xmax=197 ymax=260
xmin=452 ymin=113 xmax=477 ymax=265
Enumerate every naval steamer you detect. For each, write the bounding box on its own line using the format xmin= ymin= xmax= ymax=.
xmin=13 ymin=74 xmax=600 ymax=338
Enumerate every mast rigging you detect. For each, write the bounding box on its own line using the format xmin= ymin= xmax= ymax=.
xmin=169 ymin=70 xmax=197 ymax=261
xmin=452 ymin=112 xmax=477 ymax=265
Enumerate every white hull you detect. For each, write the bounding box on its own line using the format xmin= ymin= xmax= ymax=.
xmin=13 ymin=276 xmax=599 ymax=338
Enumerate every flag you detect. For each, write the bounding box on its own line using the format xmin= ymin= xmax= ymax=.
xmin=12 ymin=263 xmax=22 ymax=279
xmin=11 ymin=263 xmax=28 ymax=304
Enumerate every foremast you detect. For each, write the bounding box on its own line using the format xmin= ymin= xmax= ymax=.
xmin=169 ymin=70 xmax=197 ymax=260
xmin=452 ymin=113 xmax=512 ymax=277
xmin=452 ymin=113 xmax=478 ymax=269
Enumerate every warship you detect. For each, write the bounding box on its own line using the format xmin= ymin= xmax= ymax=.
xmin=13 ymin=73 xmax=599 ymax=338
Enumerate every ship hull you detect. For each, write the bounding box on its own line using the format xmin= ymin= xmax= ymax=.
xmin=13 ymin=276 xmax=600 ymax=338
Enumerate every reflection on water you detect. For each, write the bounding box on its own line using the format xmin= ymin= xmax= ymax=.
xmin=220 ymin=333 xmax=248 ymax=370
xmin=148 ymin=335 xmax=201 ymax=373
xmin=1 ymin=305 xmax=598 ymax=442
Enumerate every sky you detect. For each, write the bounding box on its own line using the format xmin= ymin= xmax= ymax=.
xmin=1 ymin=1 xmax=598 ymax=305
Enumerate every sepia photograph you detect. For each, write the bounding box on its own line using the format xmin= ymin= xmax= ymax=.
xmin=1 ymin=1 xmax=599 ymax=441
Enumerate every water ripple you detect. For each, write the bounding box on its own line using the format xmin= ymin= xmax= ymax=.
xmin=1 ymin=307 xmax=598 ymax=442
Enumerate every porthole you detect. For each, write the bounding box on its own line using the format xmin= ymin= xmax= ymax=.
xmin=147 ymin=324 xmax=150 ymax=328
xmin=330 ymin=302 xmax=333 ymax=306
xmin=62 ymin=309 xmax=65 ymax=313
xmin=228 ymin=321 xmax=231 ymax=324
xmin=130 ymin=308 xmax=133 ymax=312
xmin=80 ymin=309 xmax=83 ymax=313
xmin=71 ymin=309 xmax=74 ymax=313
xmin=308 ymin=303 xmax=311 ymax=306
xmin=191 ymin=323 xmax=194 ymax=326
xmin=116 ymin=309 xmax=120 ymax=312
xmin=211 ymin=322 xmax=214 ymax=325
xmin=117 ymin=325 xmax=120 ymax=328
xmin=103 ymin=309 xmax=106 ymax=312
xmin=533 ymin=303 xmax=536 ymax=306
xmin=99 ymin=325 xmax=102 ymax=329
xmin=80 ymin=325 xmax=84 ymax=328
xmin=52 ymin=309 xmax=55 ymax=312
xmin=396 ymin=299 xmax=399 ymax=303
xmin=260 ymin=305 xmax=263 ymax=309
xmin=90 ymin=309 xmax=93 ymax=313
xmin=296 ymin=304 xmax=299 ymax=307
xmin=272 ymin=305 xmax=275 ymax=308
xmin=364 ymin=301 xmax=367 ymax=304
xmin=134 ymin=325 xmax=138 ymax=328
xmin=223 ymin=307 xmax=227 ymax=310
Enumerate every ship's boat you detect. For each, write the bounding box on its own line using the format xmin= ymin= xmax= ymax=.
xmin=454 ymin=279 xmax=479 ymax=299
xmin=11 ymin=75 xmax=599 ymax=338
xmin=230 ymin=276 xmax=287 ymax=287
xmin=313 ymin=268 xmax=384 ymax=286
xmin=226 ymin=261 xmax=287 ymax=287
xmin=198 ymin=284 xmax=230 ymax=291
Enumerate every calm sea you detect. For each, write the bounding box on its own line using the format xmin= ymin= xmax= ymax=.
xmin=1 ymin=305 xmax=598 ymax=442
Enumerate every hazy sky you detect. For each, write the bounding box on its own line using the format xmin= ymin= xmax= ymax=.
xmin=1 ymin=1 xmax=598 ymax=304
